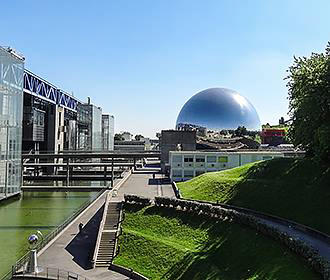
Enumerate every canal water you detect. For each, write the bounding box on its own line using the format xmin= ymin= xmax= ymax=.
xmin=0 ymin=191 xmax=99 ymax=278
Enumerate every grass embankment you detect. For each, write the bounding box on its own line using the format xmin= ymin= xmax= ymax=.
xmin=114 ymin=204 xmax=319 ymax=280
xmin=177 ymin=158 xmax=330 ymax=234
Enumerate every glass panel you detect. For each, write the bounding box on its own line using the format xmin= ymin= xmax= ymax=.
xmin=0 ymin=47 xmax=24 ymax=198
xmin=207 ymin=156 xmax=217 ymax=163
xmin=184 ymin=170 xmax=194 ymax=177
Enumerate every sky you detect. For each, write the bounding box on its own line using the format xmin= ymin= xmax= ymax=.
xmin=1 ymin=0 xmax=330 ymax=137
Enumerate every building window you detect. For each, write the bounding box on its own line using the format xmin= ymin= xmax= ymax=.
xmin=218 ymin=156 xmax=228 ymax=163
xmin=196 ymin=156 xmax=205 ymax=162
xmin=207 ymin=156 xmax=217 ymax=163
xmin=184 ymin=156 xmax=193 ymax=162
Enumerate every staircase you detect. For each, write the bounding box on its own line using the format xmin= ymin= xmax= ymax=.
xmin=94 ymin=201 xmax=122 ymax=267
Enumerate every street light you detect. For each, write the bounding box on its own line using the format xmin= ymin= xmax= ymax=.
xmin=26 ymin=231 xmax=43 ymax=273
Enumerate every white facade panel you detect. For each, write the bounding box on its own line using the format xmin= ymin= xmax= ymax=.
xmin=170 ymin=151 xmax=284 ymax=181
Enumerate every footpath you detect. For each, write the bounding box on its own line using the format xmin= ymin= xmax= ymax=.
xmin=37 ymin=168 xmax=175 ymax=280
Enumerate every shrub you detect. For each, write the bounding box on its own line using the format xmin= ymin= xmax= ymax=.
xmin=124 ymin=194 xmax=152 ymax=206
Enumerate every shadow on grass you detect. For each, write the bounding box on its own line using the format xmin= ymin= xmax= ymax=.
xmin=144 ymin=205 xmax=221 ymax=233
xmin=122 ymin=203 xmax=320 ymax=280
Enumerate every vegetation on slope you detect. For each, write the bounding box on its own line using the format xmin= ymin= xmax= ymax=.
xmin=114 ymin=204 xmax=319 ymax=280
xmin=177 ymin=158 xmax=330 ymax=234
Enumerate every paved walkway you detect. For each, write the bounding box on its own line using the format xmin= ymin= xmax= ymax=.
xmin=37 ymin=168 xmax=175 ymax=279
xmin=116 ymin=169 xmax=175 ymax=201
xmin=257 ymin=216 xmax=330 ymax=261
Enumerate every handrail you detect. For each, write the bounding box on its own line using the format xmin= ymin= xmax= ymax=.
xmin=13 ymin=266 xmax=89 ymax=280
xmin=113 ymin=203 xmax=124 ymax=260
xmin=91 ymin=191 xmax=111 ymax=267
xmin=3 ymin=190 xmax=105 ymax=280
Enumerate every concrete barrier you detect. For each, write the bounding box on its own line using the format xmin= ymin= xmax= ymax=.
xmin=109 ymin=263 xmax=149 ymax=280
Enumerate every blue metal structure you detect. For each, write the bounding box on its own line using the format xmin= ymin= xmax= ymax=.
xmin=23 ymin=70 xmax=79 ymax=111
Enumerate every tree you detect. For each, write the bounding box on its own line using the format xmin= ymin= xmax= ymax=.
xmin=135 ymin=134 xmax=144 ymax=141
xmin=235 ymin=126 xmax=247 ymax=137
xmin=286 ymin=43 xmax=330 ymax=162
xmin=114 ymin=133 xmax=124 ymax=141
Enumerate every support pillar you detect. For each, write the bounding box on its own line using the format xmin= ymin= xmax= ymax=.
xmin=66 ymin=159 xmax=70 ymax=187
xmin=111 ymin=157 xmax=114 ymax=189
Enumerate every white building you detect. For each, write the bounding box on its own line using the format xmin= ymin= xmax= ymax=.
xmin=169 ymin=151 xmax=284 ymax=181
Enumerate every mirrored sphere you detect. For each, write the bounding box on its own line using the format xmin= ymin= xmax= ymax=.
xmin=176 ymin=88 xmax=261 ymax=131
xmin=28 ymin=234 xmax=38 ymax=244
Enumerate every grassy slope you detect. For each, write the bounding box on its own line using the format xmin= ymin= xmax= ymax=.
xmin=114 ymin=205 xmax=319 ymax=280
xmin=177 ymin=158 xmax=330 ymax=234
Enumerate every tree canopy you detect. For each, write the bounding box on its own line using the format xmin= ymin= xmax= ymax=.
xmin=286 ymin=43 xmax=330 ymax=162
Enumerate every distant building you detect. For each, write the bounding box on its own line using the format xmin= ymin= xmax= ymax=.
xmin=22 ymin=69 xmax=115 ymax=153
xmin=114 ymin=140 xmax=145 ymax=151
xmin=102 ymin=114 xmax=114 ymax=151
xmin=261 ymin=127 xmax=287 ymax=146
xmin=169 ymin=151 xmax=284 ymax=181
xmin=160 ymin=130 xmax=196 ymax=172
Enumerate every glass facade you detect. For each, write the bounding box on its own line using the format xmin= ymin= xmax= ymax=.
xmin=102 ymin=114 xmax=114 ymax=151
xmin=0 ymin=48 xmax=24 ymax=198
xmin=92 ymin=105 xmax=102 ymax=151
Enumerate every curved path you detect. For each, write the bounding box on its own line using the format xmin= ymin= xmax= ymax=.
xmin=189 ymin=199 xmax=330 ymax=264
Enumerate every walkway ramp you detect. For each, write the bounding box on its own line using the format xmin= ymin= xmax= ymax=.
xmin=93 ymin=200 xmax=123 ymax=267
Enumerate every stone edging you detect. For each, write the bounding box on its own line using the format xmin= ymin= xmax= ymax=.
xmin=153 ymin=197 xmax=330 ymax=280
xmin=123 ymin=195 xmax=330 ymax=279
xmin=109 ymin=263 xmax=149 ymax=280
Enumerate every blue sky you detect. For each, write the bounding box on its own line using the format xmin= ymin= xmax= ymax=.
xmin=1 ymin=0 xmax=330 ymax=137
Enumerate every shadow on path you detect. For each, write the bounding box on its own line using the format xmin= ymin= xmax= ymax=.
xmin=148 ymin=178 xmax=171 ymax=185
xmin=65 ymin=204 xmax=105 ymax=270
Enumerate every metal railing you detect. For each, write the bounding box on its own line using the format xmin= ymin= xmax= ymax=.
xmin=113 ymin=203 xmax=124 ymax=260
xmin=1 ymin=190 xmax=105 ymax=280
xmin=91 ymin=191 xmax=111 ymax=267
xmin=13 ymin=267 xmax=89 ymax=280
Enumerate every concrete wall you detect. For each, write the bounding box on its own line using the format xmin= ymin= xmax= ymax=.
xmin=170 ymin=151 xmax=284 ymax=181
xmin=160 ymin=130 xmax=196 ymax=172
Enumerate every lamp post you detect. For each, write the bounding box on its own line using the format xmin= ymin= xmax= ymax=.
xmin=26 ymin=231 xmax=43 ymax=274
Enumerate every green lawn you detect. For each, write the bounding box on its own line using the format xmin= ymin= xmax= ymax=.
xmin=114 ymin=204 xmax=319 ymax=280
xmin=177 ymin=158 xmax=330 ymax=234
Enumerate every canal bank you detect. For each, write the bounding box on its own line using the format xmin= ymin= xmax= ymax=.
xmin=0 ymin=191 xmax=100 ymax=278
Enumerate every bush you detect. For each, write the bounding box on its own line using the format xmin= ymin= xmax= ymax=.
xmin=124 ymin=194 xmax=152 ymax=206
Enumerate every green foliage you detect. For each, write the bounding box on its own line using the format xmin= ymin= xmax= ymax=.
xmin=286 ymin=43 xmax=330 ymax=162
xmin=124 ymin=194 xmax=152 ymax=206
xmin=135 ymin=134 xmax=144 ymax=141
xmin=114 ymin=205 xmax=319 ymax=280
xmin=177 ymin=158 xmax=330 ymax=234
xmin=234 ymin=126 xmax=248 ymax=136
xmin=114 ymin=133 xmax=124 ymax=141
